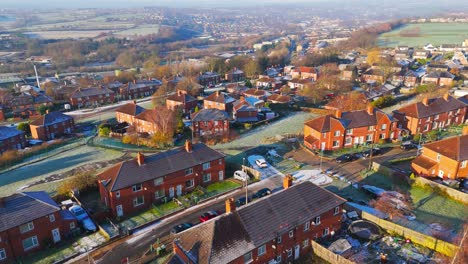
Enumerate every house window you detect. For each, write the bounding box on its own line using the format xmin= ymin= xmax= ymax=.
xmin=314 ymin=216 xmax=321 ymax=225
xmin=287 ymin=249 xmax=292 ymax=257
xmin=20 ymin=222 xmax=34 ymax=233
xmin=303 ymin=239 xmax=309 ymax=248
xmin=204 ymin=121 xmax=208 ymax=126
xmin=346 ymin=128 xmax=353 ymax=134
xmin=334 ymin=131 xmax=340 ymax=137
xmin=203 ymin=173 xmax=211 ymax=183
xmin=276 ymin=255 xmax=282 ymax=263
xmin=258 ymin=244 xmax=266 ymax=256
xmin=214 ymin=121 xmax=218 ymax=126
xmin=154 ymin=178 xmax=163 ymax=186
xmin=22 ymin=236 xmax=38 ymax=251
xmin=218 ymin=159 xmax=223 ymax=165
xmin=461 ymin=161 xmax=467 ymax=168
xmin=0 ymin=248 xmax=6 ymax=260
xmin=185 ymin=167 xmax=193 ymax=175
xmin=70 ymin=222 xmax=76 ymax=229
xmin=334 ymin=206 xmax=340 ymax=215
xmin=186 ymin=179 xmax=194 ymax=188
xmin=116 ymin=191 xmax=120 ymax=198
xmin=132 ymin=184 xmax=142 ymax=192
xmin=133 ymin=196 xmax=144 ymax=207
xmin=435 ymin=114 xmax=439 ymax=120
xmin=323 ymin=228 xmax=329 ymax=237
xmin=345 ymin=137 xmax=352 ymax=145
xmin=304 ymin=221 xmax=310 ymax=231
xmin=381 ymin=124 xmax=387 ymax=130
xmin=426 ymin=117 xmax=431 ymax=122
xmin=322 ymin=133 xmax=326 ymax=138
xmin=436 ymin=154 xmax=441 ymax=161
xmin=332 ymin=140 xmax=340 ymax=147
xmin=155 ymin=189 xmax=165 ymax=198
xmin=203 ymin=162 xmax=211 ymax=170
xmin=366 ymin=134 xmax=373 ymax=142
xmin=49 ymin=214 xmax=55 ymax=222
xmin=368 ymin=126 xmax=375 ymax=131
xmin=243 ymin=252 xmax=253 ymax=263
xmin=289 ymin=230 xmax=294 ymax=238
xmin=423 ymin=124 xmax=429 ymax=132
xmin=380 ymin=133 xmax=386 ymax=139
xmin=277 ymin=235 xmax=282 ymax=244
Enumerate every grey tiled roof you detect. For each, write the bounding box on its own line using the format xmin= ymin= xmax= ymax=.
xmin=0 ymin=126 xmax=24 ymax=141
xmin=0 ymin=192 xmax=60 ymax=232
xmin=70 ymin=87 xmax=114 ymax=98
xmin=98 ymin=143 xmax=225 ymax=191
xmin=192 ymin=109 xmax=230 ymax=122
xmin=30 ymin=111 xmax=73 ymax=126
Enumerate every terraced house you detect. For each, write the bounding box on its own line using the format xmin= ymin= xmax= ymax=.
xmin=0 ymin=192 xmax=78 ymax=262
xmin=97 ymin=141 xmax=225 ymax=218
xmin=169 ymin=179 xmax=346 ymax=264
xmin=115 ymin=102 xmax=146 ymax=126
xmin=69 ymin=87 xmax=115 ymax=108
xmin=29 ymin=111 xmax=74 ymax=141
xmin=119 ymin=79 xmax=161 ymax=100
xmin=393 ymin=94 xmax=467 ymax=135
xmin=0 ymin=126 xmax=26 ymax=153
xmin=304 ymin=105 xmax=400 ymax=151
xmin=411 ymin=127 xmax=468 ymax=180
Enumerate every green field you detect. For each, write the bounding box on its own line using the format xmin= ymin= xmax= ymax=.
xmin=378 ymin=23 xmax=468 ymax=48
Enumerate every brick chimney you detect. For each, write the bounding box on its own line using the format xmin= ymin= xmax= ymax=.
xmin=335 ymin=109 xmax=342 ymax=119
xmin=367 ymin=104 xmax=374 ymax=115
xmin=283 ymin=174 xmax=294 ymax=189
xmin=240 ymin=96 xmax=245 ymax=101
xmin=422 ymin=97 xmax=429 ymax=106
xmin=216 ymin=91 xmax=220 ymax=97
xmin=225 ymin=198 xmax=236 ymax=213
xmin=133 ymin=100 xmax=137 ymax=105
xmin=178 ymin=90 xmax=182 ymax=96
xmin=185 ymin=140 xmax=192 ymax=153
xmin=137 ymin=152 xmax=145 ymax=166
xmin=463 ymin=126 xmax=468 ymax=136
xmin=443 ymin=93 xmax=450 ymax=101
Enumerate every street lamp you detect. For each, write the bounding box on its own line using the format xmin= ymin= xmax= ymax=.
xmin=368 ymin=128 xmax=379 ymax=171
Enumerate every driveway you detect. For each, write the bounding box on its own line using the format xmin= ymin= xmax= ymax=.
xmin=247 ymin=155 xmax=284 ymax=180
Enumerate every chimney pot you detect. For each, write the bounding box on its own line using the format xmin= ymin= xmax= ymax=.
xmin=137 ymin=152 xmax=145 ymax=166
xmin=367 ymin=104 xmax=374 ymax=115
xmin=133 ymin=100 xmax=137 ymax=105
xmin=422 ymin=97 xmax=429 ymax=106
xmin=225 ymin=198 xmax=236 ymax=213
xmin=463 ymin=126 xmax=468 ymax=136
xmin=443 ymin=93 xmax=450 ymax=101
xmin=283 ymin=174 xmax=293 ymax=189
xmin=185 ymin=140 xmax=193 ymax=153
xmin=335 ymin=109 xmax=342 ymax=119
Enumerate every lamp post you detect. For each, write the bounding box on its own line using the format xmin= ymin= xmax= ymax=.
xmin=368 ymin=129 xmax=378 ymax=171
xmin=242 ymin=157 xmax=248 ymax=204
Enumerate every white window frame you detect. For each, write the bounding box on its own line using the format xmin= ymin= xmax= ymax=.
xmin=70 ymin=222 xmax=76 ymax=229
xmin=334 ymin=206 xmax=340 ymax=215
xmin=277 ymin=235 xmax=282 ymax=244
xmin=0 ymin=248 xmax=6 ymax=260
xmin=22 ymin=236 xmax=38 ymax=251
xmin=203 ymin=162 xmax=211 ymax=170
xmin=461 ymin=160 xmax=467 ymax=168
xmin=186 ymin=179 xmax=195 ymax=188
xmin=332 ymin=140 xmax=340 ymax=147
xmin=380 ymin=133 xmax=386 ymax=139
xmin=287 ymin=249 xmax=292 ymax=257
xmin=132 ymin=184 xmax=142 ymax=192
xmin=289 ymin=230 xmax=294 ymax=238
xmin=154 ymin=178 xmax=163 ymax=186
xmin=366 ymin=134 xmax=373 ymax=142
xmin=303 ymin=239 xmax=309 ymax=248
xmin=276 ymin=255 xmax=281 ymax=263
xmin=323 ymin=228 xmax=329 ymax=237
xmin=116 ymin=190 xmax=120 ymax=198
xmin=133 ymin=196 xmax=144 ymax=207
xmin=334 ymin=130 xmax=340 ymax=137
xmin=185 ymin=168 xmax=193 ymax=175
xmin=218 ymin=159 xmax=222 ymax=165
xmin=381 ymin=124 xmax=387 ymax=130
xmin=314 ymin=216 xmax=321 ymax=225
xmin=346 ymin=128 xmax=353 ymax=134
xmin=258 ymin=244 xmax=266 ymax=256
xmin=436 ymin=154 xmax=441 ymax=161
xmin=155 ymin=189 xmax=165 ymax=199
xmin=368 ymin=125 xmax=375 ymax=131
xmin=20 ymin=222 xmax=34 ymax=233
xmin=203 ymin=173 xmax=211 ymax=183
xmin=243 ymin=252 xmax=253 ymax=264
xmin=49 ymin=214 xmax=55 ymax=222
xmin=304 ymin=221 xmax=310 ymax=231
xmin=345 ymin=137 xmax=352 ymax=145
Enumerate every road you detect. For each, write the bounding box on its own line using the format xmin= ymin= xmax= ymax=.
xmin=83 ymin=176 xmax=284 ymax=264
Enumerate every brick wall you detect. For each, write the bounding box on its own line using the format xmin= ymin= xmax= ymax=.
xmin=30 ymin=119 xmax=75 ymax=141
xmin=193 ymin=120 xmax=230 ymax=138
xmin=0 ymin=133 xmax=26 ymax=153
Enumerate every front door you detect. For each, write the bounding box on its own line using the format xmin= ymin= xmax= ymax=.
xmin=438 ymin=170 xmax=444 ymax=178
xmin=52 ymin=228 xmax=61 ymax=243
xmin=219 ymin=171 xmax=224 ymax=181
xmin=176 ymin=185 xmax=182 ymax=196
xmin=116 ymin=205 xmax=123 ymax=217
xmin=169 ymin=187 xmax=175 ymax=198
xmin=294 ymin=245 xmax=300 ymax=260
xmin=320 ymin=142 xmax=326 ymax=151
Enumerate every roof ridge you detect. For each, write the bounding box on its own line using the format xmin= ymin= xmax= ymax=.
xmin=21 ymin=192 xmax=59 ymax=210
xmin=110 ymin=162 xmax=124 ymax=192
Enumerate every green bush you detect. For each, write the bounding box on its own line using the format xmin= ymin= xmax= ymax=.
xmin=371 ymin=95 xmax=396 ymax=109
xmin=244 ymin=123 xmax=252 ymax=130
xmin=98 ymin=127 xmax=111 ymax=137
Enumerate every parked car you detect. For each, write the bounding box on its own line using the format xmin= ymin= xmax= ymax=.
xmin=252 ymin=188 xmax=272 ymax=199
xmin=233 ymin=170 xmax=250 ymax=181
xmin=255 ymin=159 xmax=268 ymax=168
xmin=361 ymin=148 xmax=382 ymax=158
xmin=335 ymin=154 xmax=359 ymax=163
xmin=236 ymin=196 xmax=252 ymax=207
xmin=400 ymin=141 xmax=418 ymax=150
xmin=199 ymin=210 xmax=220 ymax=222
xmin=170 ymin=223 xmax=194 ymax=234
xmin=69 ymin=205 xmax=97 ymax=232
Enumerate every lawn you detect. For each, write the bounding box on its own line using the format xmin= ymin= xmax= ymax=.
xmin=120 ymin=201 xmax=183 ymax=230
xmin=205 ymin=180 xmax=241 ymax=196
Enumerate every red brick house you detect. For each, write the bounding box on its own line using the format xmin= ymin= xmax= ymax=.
xmin=233 ymin=98 xmax=259 ymax=123
xmin=197 ymin=72 xmax=221 ymax=87
xmin=361 ymin=68 xmax=385 ymax=83
xmin=304 ymin=105 xmax=400 ymax=151
xmin=192 ymin=109 xmax=230 ymax=139
xmin=69 ymin=87 xmax=115 ymax=108
xmin=291 ymin=66 xmax=318 ymax=80
xmin=393 ymin=94 xmax=467 ymax=135
xmin=0 ymin=126 xmax=27 ymax=153
xmin=97 ymin=142 xmax=225 ymax=218
xmin=203 ymin=91 xmax=236 ymax=113
xmin=134 ymin=109 xmax=160 ymax=134
xmin=243 ymin=88 xmax=269 ymax=101
xmin=169 ymin=178 xmax=346 ymax=264
xmin=267 ymin=94 xmax=291 ymax=104
xmin=9 ymin=93 xmax=53 ymax=119
xmin=30 ymin=111 xmax=74 ymax=141
xmin=225 ymin=68 xmax=245 ymax=82
xmin=256 ymin=77 xmax=282 ymax=89
xmin=411 ymin=127 xmax=468 ymax=180
xmin=166 ymin=90 xmax=198 ymax=113
xmin=119 ymin=79 xmax=161 ymax=100
xmin=0 ymin=192 xmax=78 ymax=262
xmin=115 ymin=102 xmax=146 ymax=126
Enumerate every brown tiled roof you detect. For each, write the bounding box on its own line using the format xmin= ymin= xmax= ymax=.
xmin=115 ymin=103 xmax=145 ymax=116
xmin=70 ymin=87 xmax=114 ymax=98
xmin=341 ymin=109 xmax=391 ymax=128
xmin=135 ymin=109 xmax=158 ymax=123
xmin=412 ymin=156 xmax=438 ymax=170
xmin=304 ymin=135 xmax=318 ymax=145
xmin=204 ymin=92 xmax=235 ymax=104
xmin=192 ymin=109 xmax=230 ymax=122
xmin=304 ymin=115 xmax=333 ymax=133
xmin=30 ymin=111 xmax=73 ymax=126
xmin=267 ymin=94 xmax=291 ymax=103
xmin=423 ymin=134 xmax=468 ymax=161
xmin=166 ymin=92 xmax=197 ymax=103
xmin=97 ymin=143 xmax=225 ymax=191
xmin=293 ymin=66 xmax=317 ymax=73
xmin=173 ymin=181 xmax=346 ymax=264
xmin=397 ymin=95 xmax=466 ymax=118
xmin=244 ymin=88 xmax=266 ymax=96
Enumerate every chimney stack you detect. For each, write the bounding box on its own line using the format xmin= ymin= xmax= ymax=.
xmin=422 ymin=97 xmax=429 ymax=106
xmin=137 ymin=152 xmax=145 ymax=166
xmin=463 ymin=126 xmax=468 ymax=136
xmin=178 ymin=90 xmax=182 ymax=96
xmin=240 ymin=96 xmax=245 ymax=102
xmin=443 ymin=93 xmax=450 ymax=101
xmin=367 ymin=104 xmax=374 ymax=115
xmin=283 ymin=174 xmax=294 ymax=189
xmin=185 ymin=140 xmax=192 ymax=153
xmin=335 ymin=109 xmax=342 ymax=119
xmin=216 ymin=91 xmax=220 ymax=97
xmin=225 ymin=198 xmax=236 ymax=213
xmin=133 ymin=100 xmax=137 ymax=105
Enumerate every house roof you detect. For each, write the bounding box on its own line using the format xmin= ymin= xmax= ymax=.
xmin=192 ymin=109 xmax=230 ymax=122
xmin=0 ymin=126 xmax=24 ymax=141
xmin=70 ymin=87 xmax=114 ymax=98
xmin=204 ymin=92 xmax=235 ymax=104
xmin=411 ymin=155 xmax=438 ymax=170
xmin=30 ymin=111 xmax=73 ymax=127
xmin=244 ymin=97 xmax=263 ymax=107
xmin=115 ymin=103 xmax=146 ymax=116
xmin=397 ymin=95 xmax=466 ymax=118
xmin=135 ymin=109 xmax=158 ymax=123
xmin=98 ymin=143 xmax=225 ymax=192
xmin=0 ymin=192 xmax=61 ymax=232
xmin=166 ymin=92 xmax=197 ymax=104
xmin=267 ymin=94 xmax=291 ymax=103
xmin=422 ymin=134 xmax=468 ymax=161
xmin=244 ymin=88 xmax=267 ymax=97
xmin=172 ymin=181 xmax=346 ymax=264
xmin=293 ymin=66 xmax=317 ymax=74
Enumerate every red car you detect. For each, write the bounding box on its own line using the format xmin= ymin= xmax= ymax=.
xmin=199 ymin=210 xmax=220 ymax=222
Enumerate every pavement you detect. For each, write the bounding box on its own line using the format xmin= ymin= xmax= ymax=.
xmin=247 ymin=155 xmax=284 ymax=180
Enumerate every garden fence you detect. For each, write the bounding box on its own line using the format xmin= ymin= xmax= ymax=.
xmin=310 ymin=240 xmax=356 ymax=264
xmin=413 ymin=177 xmax=468 ymax=204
